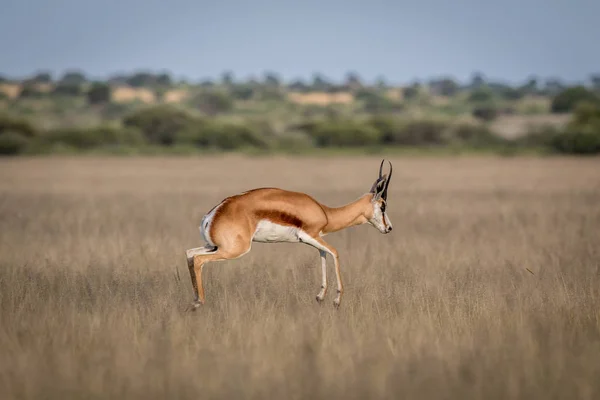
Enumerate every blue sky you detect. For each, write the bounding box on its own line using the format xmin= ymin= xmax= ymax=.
xmin=1 ymin=0 xmax=599 ymax=85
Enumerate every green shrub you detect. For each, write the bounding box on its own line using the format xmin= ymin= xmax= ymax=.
xmin=123 ymin=105 xmax=196 ymax=145
xmin=18 ymin=84 xmax=45 ymax=99
xmin=52 ymin=83 xmax=82 ymax=97
xmin=568 ymin=101 xmax=600 ymax=130
xmin=468 ymin=87 xmax=494 ymax=103
xmin=178 ymin=120 xmax=270 ymax=150
xmin=547 ymin=101 xmax=600 ymax=154
xmin=449 ymin=123 xmax=505 ymax=147
xmin=231 ymin=85 xmax=255 ymax=101
xmin=0 ymin=131 xmax=30 ymax=155
xmin=191 ymin=90 xmax=234 ymax=115
xmin=551 ymin=86 xmax=599 ymax=113
xmin=472 ymin=105 xmax=499 ymax=122
xmin=87 ymin=83 xmax=111 ymax=105
xmin=0 ymin=114 xmax=37 ymax=137
xmin=43 ymin=126 xmax=145 ymax=149
xmin=356 ymin=89 xmax=401 ymax=113
xmin=549 ymin=130 xmax=600 ymax=154
xmin=308 ymin=119 xmax=381 ymax=147
xmin=514 ymin=125 xmax=560 ymax=147
xmin=274 ymin=131 xmax=314 ymax=153
xmin=395 ymin=119 xmax=449 ymax=146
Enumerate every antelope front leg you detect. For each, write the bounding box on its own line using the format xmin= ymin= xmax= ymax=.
xmin=316 ymin=250 xmax=327 ymax=303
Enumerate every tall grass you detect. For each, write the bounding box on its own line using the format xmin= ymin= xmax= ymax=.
xmin=1 ymin=155 xmax=599 ymax=399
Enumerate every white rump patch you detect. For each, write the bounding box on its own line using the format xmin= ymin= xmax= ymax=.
xmin=252 ymin=220 xmax=301 ymax=243
xmin=199 ymin=201 xmax=227 ymax=247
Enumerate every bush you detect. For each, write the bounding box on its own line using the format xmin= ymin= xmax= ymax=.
xmin=514 ymin=125 xmax=560 ymax=147
xmin=0 ymin=131 xmax=30 ymax=155
xmin=178 ymin=120 xmax=270 ymax=150
xmin=568 ymin=101 xmax=600 ymax=129
xmin=231 ymin=85 xmax=255 ymax=101
xmin=356 ymin=89 xmax=401 ymax=113
xmin=468 ymin=87 xmax=494 ymax=103
xmin=52 ymin=83 xmax=82 ymax=97
xmin=43 ymin=126 xmax=145 ymax=150
xmin=0 ymin=114 xmax=37 ymax=137
xmin=549 ymin=130 xmax=600 ymax=154
xmin=18 ymin=84 xmax=45 ymax=99
xmin=87 ymin=83 xmax=111 ymax=105
xmin=448 ymin=123 xmax=505 ymax=147
xmin=472 ymin=105 xmax=498 ymax=122
xmin=551 ymin=86 xmax=599 ymax=113
xmin=308 ymin=119 xmax=381 ymax=147
xmin=274 ymin=131 xmax=314 ymax=153
xmin=123 ymin=105 xmax=196 ymax=145
xmin=546 ymin=101 xmax=600 ymax=154
xmin=191 ymin=90 xmax=233 ymax=115
xmin=395 ymin=119 xmax=449 ymax=146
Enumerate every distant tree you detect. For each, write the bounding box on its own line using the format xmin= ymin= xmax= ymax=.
xmin=468 ymin=86 xmax=494 ymax=103
xmin=108 ymin=75 xmax=128 ymax=85
xmin=192 ymin=90 xmax=233 ymax=115
xmin=200 ymin=79 xmax=214 ymax=88
xmin=470 ymin=72 xmax=486 ymax=89
xmin=543 ymin=78 xmax=565 ymax=96
xmin=311 ymin=73 xmax=331 ymax=91
xmin=123 ymin=105 xmax=196 ymax=145
xmin=356 ymin=89 xmax=401 ymax=113
xmin=31 ymin=71 xmax=53 ymax=83
xmin=551 ymin=86 xmax=599 ymax=113
xmin=521 ymin=77 xmax=538 ymax=95
xmin=0 ymin=75 xmax=6 ymax=83
xmin=499 ymin=86 xmax=525 ymax=100
xmin=86 ymin=82 xmax=111 ymax=105
xmin=263 ymin=71 xmax=281 ymax=87
xmin=403 ymin=83 xmax=420 ymax=101
xmin=472 ymin=105 xmax=498 ymax=122
xmin=344 ymin=71 xmax=362 ymax=89
xmin=429 ymin=78 xmax=459 ymax=97
xmin=591 ymin=74 xmax=600 ymax=93
xmin=126 ymin=72 xmax=155 ymax=87
xmin=18 ymin=83 xmax=45 ymax=98
xmin=60 ymin=70 xmax=87 ymax=85
xmin=231 ymin=85 xmax=255 ymax=100
xmin=289 ymin=79 xmax=309 ymax=92
xmin=156 ymin=73 xmax=172 ymax=86
xmin=374 ymin=75 xmax=387 ymax=90
xmin=52 ymin=83 xmax=82 ymax=97
xmin=221 ymin=71 xmax=234 ymax=86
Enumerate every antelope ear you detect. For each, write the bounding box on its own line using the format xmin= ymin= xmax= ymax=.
xmin=370 ymin=176 xmax=386 ymax=199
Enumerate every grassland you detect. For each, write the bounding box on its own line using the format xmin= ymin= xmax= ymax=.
xmin=1 ymin=155 xmax=600 ymax=399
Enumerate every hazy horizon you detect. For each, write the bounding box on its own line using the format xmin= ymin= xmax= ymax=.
xmin=1 ymin=0 xmax=599 ymax=85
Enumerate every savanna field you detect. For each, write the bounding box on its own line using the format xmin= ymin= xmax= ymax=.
xmin=1 ymin=155 xmax=599 ymax=399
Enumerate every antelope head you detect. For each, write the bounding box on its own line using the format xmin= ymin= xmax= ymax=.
xmin=368 ymin=159 xmax=393 ymax=234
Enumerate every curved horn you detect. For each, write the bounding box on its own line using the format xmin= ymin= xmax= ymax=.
xmin=382 ymin=161 xmax=392 ymax=200
xmin=378 ymin=159 xmax=385 ymax=179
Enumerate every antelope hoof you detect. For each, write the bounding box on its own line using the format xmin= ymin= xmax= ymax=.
xmin=187 ymin=301 xmax=203 ymax=312
xmin=333 ymin=299 xmax=341 ymax=308
xmin=316 ymin=295 xmax=325 ymax=304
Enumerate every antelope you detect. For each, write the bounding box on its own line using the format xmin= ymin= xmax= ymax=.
xmin=184 ymin=159 xmax=393 ymax=309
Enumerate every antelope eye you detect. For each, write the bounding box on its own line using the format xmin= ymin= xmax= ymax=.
xmin=380 ymin=203 xmax=386 ymax=212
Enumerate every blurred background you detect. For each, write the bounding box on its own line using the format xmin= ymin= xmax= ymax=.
xmin=1 ymin=0 xmax=600 ymax=156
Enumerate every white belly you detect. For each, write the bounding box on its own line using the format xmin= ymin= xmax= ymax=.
xmin=252 ymin=220 xmax=300 ymax=243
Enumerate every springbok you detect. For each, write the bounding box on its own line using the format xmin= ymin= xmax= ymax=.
xmin=185 ymin=159 xmax=393 ymax=309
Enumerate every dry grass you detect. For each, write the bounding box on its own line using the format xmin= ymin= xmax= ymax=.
xmin=288 ymin=92 xmax=354 ymax=105
xmin=1 ymin=155 xmax=600 ymax=400
xmin=111 ymin=86 xmax=156 ymax=104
